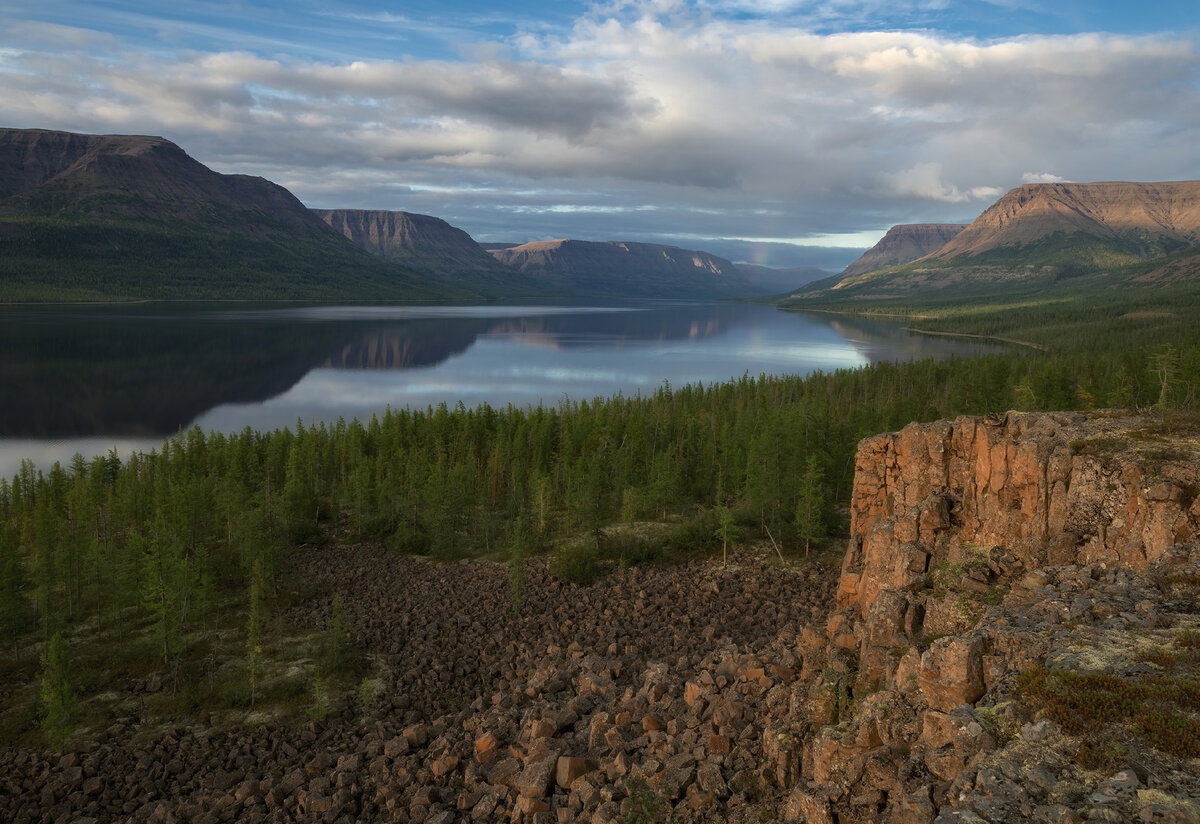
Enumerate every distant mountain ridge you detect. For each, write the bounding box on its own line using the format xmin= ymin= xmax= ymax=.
xmin=0 ymin=127 xmax=779 ymax=302
xmin=0 ymin=129 xmax=330 ymax=236
xmin=788 ymin=180 xmax=1200 ymax=302
xmin=928 ymin=181 xmax=1200 ymax=261
xmin=487 ymin=239 xmax=755 ymax=298
xmin=734 ymin=263 xmax=830 ymax=294
xmin=838 ymin=223 xmax=968 ymax=278
xmin=0 ymin=128 xmax=460 ymax=301
xmin=314 ymin=209 xmax=500 ymax=270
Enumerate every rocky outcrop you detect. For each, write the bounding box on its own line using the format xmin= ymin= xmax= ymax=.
xmin=792 ymin=411 xmax=1200 ymax=824
xmin=837 ymin=224 xmax=968 ymax=279
xmin=839 ymin=412 xmax=1197 ymax=622
xmin=928 ymin=181 xmax=1200 ymax=260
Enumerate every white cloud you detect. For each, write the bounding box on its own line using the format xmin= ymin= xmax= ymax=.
xmin=1021 ymin=172 xmax=1065 ymax=183
xmin=878 ymin=163 xmax=1002 ymax=203
xmin=0 ymin=10 xmax=1197 ymax=267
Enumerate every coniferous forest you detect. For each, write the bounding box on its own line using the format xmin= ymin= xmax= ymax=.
xmin=1 ymin=291 xmax=1199 ymax=746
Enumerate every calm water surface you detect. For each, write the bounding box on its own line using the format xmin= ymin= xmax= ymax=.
xmin=0 ymin=301 xmax=1003 ymax=478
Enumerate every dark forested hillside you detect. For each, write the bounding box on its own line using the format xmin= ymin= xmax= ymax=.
xmin=0 ymin=129 xmax=474 ymax=301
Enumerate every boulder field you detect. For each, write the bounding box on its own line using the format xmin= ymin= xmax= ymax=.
xmin=2 ymin=411 xmax=1198 ymax=824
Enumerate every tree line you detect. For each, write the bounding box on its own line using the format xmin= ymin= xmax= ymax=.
xmin=1 ymin=311 xmax=1198 ymax=745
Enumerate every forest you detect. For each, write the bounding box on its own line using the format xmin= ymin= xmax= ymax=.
xmin=2 ymin=286 xmax=1199 ymax=747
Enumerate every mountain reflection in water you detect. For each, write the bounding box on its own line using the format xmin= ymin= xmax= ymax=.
xmin=0 ymin=302 xmax=1005 ymax=477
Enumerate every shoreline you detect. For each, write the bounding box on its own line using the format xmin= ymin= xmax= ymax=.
xmin=781 ymin=305 xmax=1047 ymax=350
xmin=903 ymin=325 xmax=1047 ymax=350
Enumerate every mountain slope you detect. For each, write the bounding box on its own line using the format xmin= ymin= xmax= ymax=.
xmin=314 ymin=209 xmax=502 ymax=272
xmin=487 ymin=239 xmax=756 ymax=298
xmin=788 ymin=180 xmax=1200 ymax=304
xmin=0 ymin=128 xmax=467 ymax=301
xmin=838 ymin=223 xmax=968 ymax=278
xmin=929 ymin=180 xmax=1200 ymax=261
xmin=313 ymin=208 xmax=544 ymax=296
xmin=0 ymin=129 xmax=342 ymax=237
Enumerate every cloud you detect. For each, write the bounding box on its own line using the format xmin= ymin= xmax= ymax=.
xmin=879 ymin=162 xmax=1002 ymax=203
xmin=1021 ymin=171 xmax=1065 ymax=183
xmin=0 ymin=8 xmax=1197 ymax=268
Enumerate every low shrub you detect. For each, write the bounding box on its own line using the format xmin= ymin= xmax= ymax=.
xmin=550 ymin=541 xmax=598 ymax=586
xmin=601 ymin=532 xmax=662 ymax=566
xmin=1076 ymin=735 xmax=1131 ymax=771
xmin=1136 ymin=707 xmax=1200 ymax=758
xmin=1015 ymin=665 xmax=1200 ymax=760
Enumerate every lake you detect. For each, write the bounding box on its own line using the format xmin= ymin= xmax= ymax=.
xmin=0 ymin=301 xmax=1004 ymax=479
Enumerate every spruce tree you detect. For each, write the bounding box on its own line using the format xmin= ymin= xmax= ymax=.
xmin=39 ymin=632 xmax=76 ymax=751
xmin=794 ymin=454 xmax=827 ymax=558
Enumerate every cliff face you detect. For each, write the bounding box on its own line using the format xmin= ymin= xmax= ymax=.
xmin=789 ymin=412 xmax=1200 ymax=824
xmin=487 ymin=239 xmax=757 ymax=298
xmin=839 ymin=412 xmax=1197 ymax=621
xmin=837 ymin=224 xmax=968 ymax=279
xmin=928 ymin=180 xmax=1200 ymax=260
xmin=313 ymin=209 xmax=503 ymax=271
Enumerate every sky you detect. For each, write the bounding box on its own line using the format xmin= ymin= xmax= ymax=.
xmin=1 ymin=1 xmax=1197 ymax=270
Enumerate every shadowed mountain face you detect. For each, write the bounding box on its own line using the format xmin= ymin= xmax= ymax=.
xmin=0 ymin=129 xmax=332 ymax=235
xmin=838 ymin=224 xmax=968 ymax=278
xmin=0 ymin=128 xmax=467 ymax=301
xmin=487 ymin=239 xmax=757 ymax=298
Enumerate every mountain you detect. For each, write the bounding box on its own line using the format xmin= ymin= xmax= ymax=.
xmin=313 ymin=209 xmax=505 ymax=274
xmin=312 ymin=208 xmax=542 ymax=296
xmin=1 ymin=129 xmax=326 ymax=230
xmin=734 ymin=263 xmax=830 ymax=294
xmin=0 ymin=128 xmax=469 ymax=302
xmin=789 ymin=180 xmax=1200 ymax=303
xmin=837 ymin=223 xmax=968 ymax=278
xmin=928 ymin=180 xmax=1200 ymax=261
xmin=486 ymin=239 xmax=755 ymax=298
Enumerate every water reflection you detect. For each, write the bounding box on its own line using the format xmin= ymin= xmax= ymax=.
xmin=0 ymin=302 xmax=1004 ymax=477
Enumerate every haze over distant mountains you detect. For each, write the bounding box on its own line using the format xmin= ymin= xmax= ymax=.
xmin=734 ymin=264 xmax=830 ymax=294
xmin=485 ymin=240 xmax=757 ymax=299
